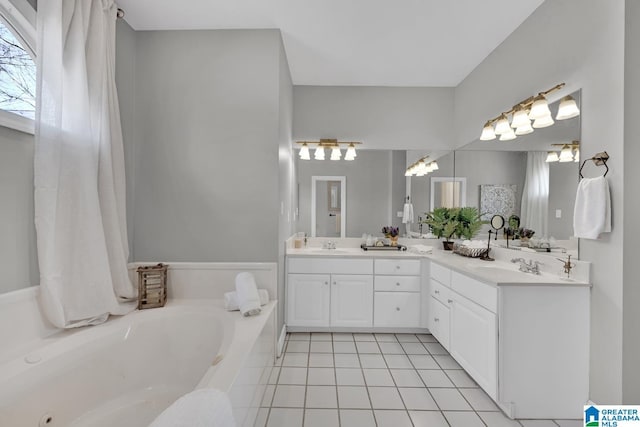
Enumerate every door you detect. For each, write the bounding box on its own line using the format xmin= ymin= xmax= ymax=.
xmin=330 ymin=274 xmax=373 ymax=327
xmin=287 ymin=274 xmax=330 ymax=327
xmin=429 ymin=296 xmax=450 ymax=350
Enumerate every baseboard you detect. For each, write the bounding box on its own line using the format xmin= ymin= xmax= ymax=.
xmin=277 ymin=324 xmax=287 ymax=357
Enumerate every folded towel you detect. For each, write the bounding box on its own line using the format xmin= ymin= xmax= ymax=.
xmin=402 ymin=203 xmax=414 ymax=224
xmin=224 ymin=289 xmax=269 ymax=311
xmin=409 ymin=244 xmax=433 ymax=254
xmin=149 ymin=388 xmax=236 ymax=427
xmin=573 ymin=176 xmax=611 ymax=239
xmin=235 ymin=272 xmax=261 ymax=316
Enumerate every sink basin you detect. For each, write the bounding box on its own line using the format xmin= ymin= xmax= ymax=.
xmin=308 ymin=249 xmax=352 ymax=255
xmin=469 ymin=263 xmax=519 ymax=273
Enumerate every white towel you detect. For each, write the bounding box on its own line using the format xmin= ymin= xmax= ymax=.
xmin=402 ymin=203 xmax=414 ymax=224
xmin=235 ymin=272 xmax=261 ymax=316
xmin=224 ymin=289 xmax=269 ymax=311
xmin=573 ymin=176 xmax=611 ymax=239
xmin=409 ymin=244 xmax=433 ymax=254
xmin=149 ymin=388 xmax=236 ymax=427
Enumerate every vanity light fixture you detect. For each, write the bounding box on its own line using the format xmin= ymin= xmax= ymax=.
xmin=546 ymin=151 xmax=560 ymax=162
xmin=547 ymin=141 xmax=580 ymax=163
xmin=404 ymin=156 xmax=439 ymax=177
xmin=478 ymin=83 xmax=580 ymax=143
xmin=296 ymin=139 xmax=362 ymax=161
xmin=558 ymin=145 xmax=574 ymax=162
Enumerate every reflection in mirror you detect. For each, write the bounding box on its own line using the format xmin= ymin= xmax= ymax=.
xmin=311 ymin=176 xmax=346 ymax=238
xmin=430 ymin=177 xmax=466 ymax=211
xmin=454 ymin=90 xmax=581 ymax=258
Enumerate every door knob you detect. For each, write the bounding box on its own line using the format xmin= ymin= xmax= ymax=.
xmin=396 ymin=307 xmax=400 ymax=311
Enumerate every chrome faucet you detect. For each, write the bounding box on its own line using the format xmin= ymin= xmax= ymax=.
xmin=323 ymin=240 xmax=337 ymax=250
xmin=511 ymin=258 xmax=542 ymax=275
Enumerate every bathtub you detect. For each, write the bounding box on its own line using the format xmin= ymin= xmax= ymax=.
xmin=0 ymin=297 xmax=277 ymax=427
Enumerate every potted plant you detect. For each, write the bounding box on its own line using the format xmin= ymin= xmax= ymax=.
xmin=382 ymin=226 xmax=400 ymax=246
xmin=423 ymin=207 xmax=459 ymax=250
xmin=453 ymin=207 xmax=486 ymax=240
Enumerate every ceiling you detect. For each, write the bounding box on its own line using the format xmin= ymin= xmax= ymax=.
xmin=117 ymin=0 xmax=545 ymax=87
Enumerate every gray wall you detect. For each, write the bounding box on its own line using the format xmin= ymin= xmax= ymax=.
xmin=296 ymin=150 xmax=403 ymax=238
xmin=0 ymin=126 xmax=38 ymax=293
xmin=293 ymin=86 xmax=454 ymax=150
xmin=454 ymin=0 xmax=625 ymax=403
xmin=547 ymin=161 xmax=578 ymax=239
xmin=130 ymin=29 xmax=283 ymax=263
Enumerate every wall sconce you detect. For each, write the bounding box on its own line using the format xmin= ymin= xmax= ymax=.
xmin=546 ymin=141 xmax=580 ymax=163
xmin=478 ymin=83 xmax=580 ymax=142
xmin=405 ymin=156 xmax=439 ymax=177
xmin=296 ymin=139 xmax=362 ymax=161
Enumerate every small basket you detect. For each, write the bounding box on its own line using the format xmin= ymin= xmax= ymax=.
xmin=137 ymin=263 xmax=168 ymax=310
xmin=452 ymin=243 xmax=488 ymax=258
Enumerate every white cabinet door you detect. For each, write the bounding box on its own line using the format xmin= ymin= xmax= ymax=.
xmin=429 ymin=296 xmax=450 ymax=350
xmin=450 ymin=295 xmax=497 ymax=398
xmin=287 ymin=274 xmax=330 ymax=327
xmin=374 ymin=292 xmax=421 ymax=327
xmin=331 ymin=274 xmax=374 ymax=327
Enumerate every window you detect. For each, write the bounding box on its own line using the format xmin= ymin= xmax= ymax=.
xmin=0 ymin=18 xmax=35 ymax=119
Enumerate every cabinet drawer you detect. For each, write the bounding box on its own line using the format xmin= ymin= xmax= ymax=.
xmin=451 ymin=271 xmax=497 ymax=313
xmin=375 ymin=275 xmax=421 ymax=292
xmin=374 ymin=292 xmax=420 ymax=327
xmin=430 ymin=279 xmax=452 ymax=305
xmin=288 ymin=257 xmax=373 ymax=274
xmin=374 ymin=259 xmax=421 ymax=276
xmin=430 ymin=262 xmax=451 ymax=286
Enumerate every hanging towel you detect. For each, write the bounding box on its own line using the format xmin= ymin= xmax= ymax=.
xmin=224 ymin=289 xmax=269 ymax=311
xmin=235 ymin=272 xmax=262 ymax=316
xmin=402 ymin=203 xmax=414 ymax=224
xmin=149 ymin=388 xmax=236 ymax=427
xmin=573 ymin=176 xmax=611 ymax=239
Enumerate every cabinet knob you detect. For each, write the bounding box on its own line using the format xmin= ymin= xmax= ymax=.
xmin=333 ymin=281 xmax=336 ymax=285
xmin=395 ymin=265 xmax=401 ymax=269
xmin=447 ymin=299 xmax=453 ymax=304
xmin=396 ymin=307 xmax=400 ymax=311
xmin=396 ymin=282 xmax=400 ymax=286
xmin=435 ymin=290 xmax=440 ymax=294
xmin=434 ymin=317 xmax=440 ymax=322
xmin=324 ymin=281 xmax=328 ymax=285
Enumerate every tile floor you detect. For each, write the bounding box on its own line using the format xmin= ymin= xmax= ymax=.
xmin=255 ymin=332 xmax=581 ymax=427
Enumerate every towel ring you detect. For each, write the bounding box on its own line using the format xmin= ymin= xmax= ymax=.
xmin=579 ymin=151 xmax=609 ymax=179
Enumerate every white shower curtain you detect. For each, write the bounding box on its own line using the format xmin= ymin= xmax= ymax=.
xmin=520 ymin=152 xmax=549 ymax=237
xmin=35 ymin=0 xmax=136 ymax=328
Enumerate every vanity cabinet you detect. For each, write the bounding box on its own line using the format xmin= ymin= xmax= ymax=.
xmin=374 ymin=259 xmax=421 ymax=327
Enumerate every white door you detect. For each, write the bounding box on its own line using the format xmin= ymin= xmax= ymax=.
xmin=287 ymin=274 xmax=330 ymax=327
xmin=429 ymin=296 xmax=450 ymax=350
xmin=330 ymin=274 xmax=373 ymax=327
xmin=449 ymin=296 xmax=497 ymax=398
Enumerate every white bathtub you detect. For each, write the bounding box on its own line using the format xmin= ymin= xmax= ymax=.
xmin=0 ymin=298 xmax=277 ymax=427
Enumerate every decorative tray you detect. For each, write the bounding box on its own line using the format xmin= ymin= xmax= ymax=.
xmin=360 ymin=244 xmax=407 ymax=251
xmin=452 ymin=243 xmax=488 ymax=258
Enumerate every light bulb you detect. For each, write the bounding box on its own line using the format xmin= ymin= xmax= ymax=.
xmin=431 ymin=161 xmax=439 ymax=171
xmin=515 ymin=121 xmax=534 ymax=135
xmin=532 ymin=115 xmax=554 ymax=128
xmin=499 ymin=128 xmax=517 ymax=141
xmin=330 ymin=146 xmax=341 ymax=160
xmin=494 ymin=115 xmax=511 ymax=135
xmin=556 ymin=95 xmax=580 ymax=120
xmin=426 ymin=162 xmax=435 ymax=173
xmin=559 ymin=145 xmax=574 ymax=162
xmin=345 ymin=143 xmax=357 ymax=161
xmin=529 ymin=95 xmax=551 ymax=120
xmin=574 ymin=147 xmax=580 ymax=162
xmin=299 ymin=143 xmax=310 ymax=160
xmin=511 ymin=108 xmax=530 ymax=129
xmin=314 ymin=146 xmax=325 ymax=160
xmin=480 ymin=122 xmax=496 ymax=140
xmin=405 ymin=169 xmax=413 ymax=176
xmin=546 ymin=151 xmax=559 ymax=162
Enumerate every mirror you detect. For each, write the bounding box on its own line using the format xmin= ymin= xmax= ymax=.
xmin=311 ymin=176 xmax=346 ymax=238
xmin=490 ymin=214 xmax=505 ymax=230
xmin=454 ymin=90 xmax=581 ymax=258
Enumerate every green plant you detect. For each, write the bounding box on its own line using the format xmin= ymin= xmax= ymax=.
xmin=423 ymin=207 xmax=459 ymax=242
xmin=454 ymin=207 xmax=486 ymax=240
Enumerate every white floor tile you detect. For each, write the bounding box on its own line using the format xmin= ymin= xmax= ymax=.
xmin=254 ymin=408 xmax=269 ymax=427
xmin=429 ymin=388 xmax=472 ymax=410
xmin=288 ymin=333 xmax=310 ymax=341
xmin=374 ymin=410 xmax=413 ymax=427
xmin=409 ymin=410 xmax=449 ymax=427
xmin=335 ymin=368 xmax=365 ymax=386
xmin=445 ymin=369 xmax=477 ymax=387
xmin=340 ymin=409 xmax=376 ymax=427
xmin=311 ymin=332 xmax=332 ymax=341
xmin=398 ymin=388 xmax=438 ymax=410
xmin=363 ymin=368 xmax=395 ymax=386
xmin=268 ymin=367 xmax=280 ymax=384
xmin=266 ymin=408 xmax=303 ymax=427
xmin=433 ymin=354 xmax=462 ymax=369
xmin=379 ymin=342 xmax=405 ymax=354
xmin=308 ymin=353 xmax=334 ymax=367
xmin=337 ymin=386 xmax=371 ymax=409
xmin=332 ymin=332 xmax=354 ymax=341
xmin=424 ymin=342 xmax=448 ymax=355
xmin=272 ymin=385 xmax=306 ymax=408
xmin=304 ymin=409 xmax=339 ymax=427
xmin=418 ymin=370 xmax=455 ymax=387
xmin=390 ymin=369 xmax=424 ymax=387
xmin=520 ymin=421 xmax=560 ymax=427
xmin=333 ymin=341 xmax=357 ymax=353
xmin=478 ymin=411 xmax=522 ymax=427
xmin=307 ymin=367 xmax=336 ymax=385
xmin=459 ymin=388 xmax=498 ymax=411
xmin=278 ymin=367 xmax=308 ymax=385
xmin=368 ymin=387 xmax=405 ymax=409
xmin=444 ymin=411 xmax=486 ymax=427
xmin=416 ymin=334 xmax=438 ymax=343
xmin=282 ymin=353 xmax=308 ymax=367
xmin=261 ymin=385 xmax=276 ymax=407
xmin=334 ymin=353 xmax=360 ymax=368
xmin=309 ymin=341 xmax=333 ymax=353
xmin=359 ymin=354 xmax=387 ymax=368
xmin=353 ymin=333 xmax=376 ymax=341
xmin=305 ymin=385 xmax=338 ymax=408
xmin=554 ymin=421 xmax=582 ymax=427
xmin=384 ymin=354 xmax=414 ymax=369
xmin=375 ymin=333 xmax=398 ymax=342
xmin=356 ymin=341 xmax=381 ymax=353
xmin=401 ymin=342 xmax=429 ymax=355
xmin=243 ymin=406 xmax=259 ymax=427
xmin=396 ymin=334 xmax=420 ymax=342
xmin=408 ymin=354 xmax=440 ymax=369
xmin=285 ymin=341 xmax=310 ymax=353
